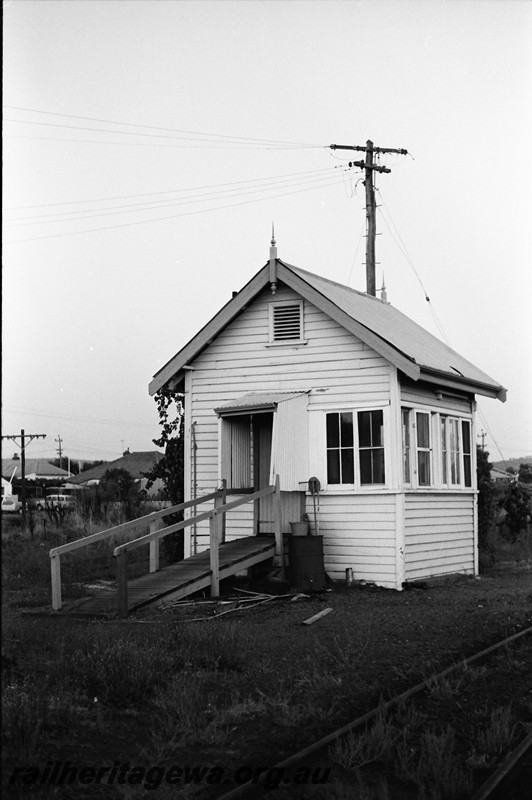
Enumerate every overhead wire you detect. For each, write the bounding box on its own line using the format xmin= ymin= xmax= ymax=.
xmin=376 ymin=187 xmax=451 ymax=346
xmin=5 ymin=167 xmax=334 ymax=211
xmin=5 ymin=169 xmax=339 ymax=225
xmin=4 ymin=173 xmax=347 ymax=244
xmin=2 ymin=404 xmax=156 ymax=429
xmin=3 ymin=106 xmax=324 ymax=149
xmin=4 ymin=133 xmax=324 ymax=151
xmin=476 ymin=404 xmax=507 ymax=464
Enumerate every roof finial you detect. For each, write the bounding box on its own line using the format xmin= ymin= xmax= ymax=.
xmin=380 ymin=273 xmax=389 ymax=303
xmin=269 ymin=222 xmax=278 ymax=294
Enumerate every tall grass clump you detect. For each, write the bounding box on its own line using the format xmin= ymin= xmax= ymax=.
xmin=475 ymin=706 xmax=517 ymax=758
xmin=330 ymin=706 xmax=399 ymax=769
xmin=395 ymin=726 xmax=473 ymax=800
xmin=169 ymin=620 xmax=255 ymax=672
xmin=1 ymin=677 xmax=46 ymax=760
xmin=67 ymin=625 xmax=176 ymax=707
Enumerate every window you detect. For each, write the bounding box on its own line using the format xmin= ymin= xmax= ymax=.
xmin=440 ymin=417 xmax=448 ymax=484
xmin=325 ymin=409 xmax=386 ymax=487
xmin=440 ymin=416 xmax=472 ymax=488
xmin=358 ymin=410 xmax=385 ymax=484
xmin=449 ymin=418 xmax=461 ymax=485
xmin=416 ymin=412 xmax=431 ymax=486
xmin=462 ymin=420 xmax=472 ymax=487
xmin=270 ymin=301 xmax=303 ymax=342
xmin=326 ymin=412 xmax=354 ymax=484
xmin=402 ymin=408 xmax=412 ymax=484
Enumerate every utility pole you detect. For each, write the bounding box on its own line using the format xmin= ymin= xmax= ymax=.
xmin=330 ymin=140 xmax=408 ymax=296
xmin=1 ymin=430 xmax=46 ymax=521
xmin=55 ymin=435 xmax=63 ymax=470
xmin=478 ymin=430 xmax=487 ymax=451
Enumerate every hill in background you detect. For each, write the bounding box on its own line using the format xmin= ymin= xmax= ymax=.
xmin=492 ymin=456 xmax=532 ymax=473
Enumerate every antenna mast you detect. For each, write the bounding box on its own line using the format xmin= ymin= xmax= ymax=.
xmin=330 ymin=139 xmax=408 ymax=296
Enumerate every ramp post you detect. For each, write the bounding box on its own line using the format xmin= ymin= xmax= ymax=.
xmin=117 ymin=550 xmax=129 ymax=618
xmin=210 ymin=490 xmax=225 ymax=597
xmin=209 ymin=512 xmax=220 ymax=597
xmin=273 ymin=475 xmax=284 ymax=577
xmin=50 ymin=553 xmax=62 ymax=611
xmin=149 ymin=518 xmax=164 ymax=573
xmin=220 ymin=479 xmax=227 ymax=543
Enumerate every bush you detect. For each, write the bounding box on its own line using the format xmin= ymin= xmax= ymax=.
xmin=501 ymin=483 xmax=532 ymax=541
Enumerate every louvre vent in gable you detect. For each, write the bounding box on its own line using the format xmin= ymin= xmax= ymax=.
xmin=271 ymin=301 xmax=303 ymax=342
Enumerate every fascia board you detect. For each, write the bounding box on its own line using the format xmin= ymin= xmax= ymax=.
xmin=277 ymin=264 xmax=421 ymax=381
xmin=419 ymin=367 xmax=507 ymax=403
xmin=149 ymin=265 xmax=270 ymax=396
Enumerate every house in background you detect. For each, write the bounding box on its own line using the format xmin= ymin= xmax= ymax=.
xmin=149 ymin=244 xmax=506 ymax=590
xmin=67 ymin=451 xmax=164 ymax=496
xmin=490 ymin=467 xmax=517 ymax=484
xmin=1 ymin=459 xmax=71 ymax=483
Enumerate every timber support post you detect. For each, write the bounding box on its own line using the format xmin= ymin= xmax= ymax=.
xmin=210 ymin=492 xmax=224 ymax=597
xmin=273 ymin=475 xmax=284 ymax=576
xmin=220 ymin=479 xmax=227 ymax=543
xmin=149 ymin=518 xmax=164 ymax=573
xmin=50 ymin=553 xmax=62 ymax=611
xmin=117 ymin=550 xmax=129 ymax=618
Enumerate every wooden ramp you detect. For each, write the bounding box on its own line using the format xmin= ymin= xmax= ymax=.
xmin=65 ymin=536 xmax=276 ymax=618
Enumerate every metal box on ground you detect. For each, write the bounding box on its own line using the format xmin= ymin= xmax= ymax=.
xmin=288 ymin=535 xmax=327 ymax=592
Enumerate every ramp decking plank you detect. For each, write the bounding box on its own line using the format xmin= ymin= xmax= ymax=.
xmin=64 ymin=536 xmax=275 ymax=618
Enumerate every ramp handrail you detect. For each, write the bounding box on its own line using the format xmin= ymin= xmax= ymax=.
xmin=49 ymin=490 xmax=221 ymax=612
xmin=114 ymin=477 xmax=282 ymax=617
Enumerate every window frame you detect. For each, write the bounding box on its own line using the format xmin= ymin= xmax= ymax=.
xmin=358 ymin=409 xmax=386 ymax=486
xmin=323 ymin=406 xmax=388 ymax=491
xmin=401 ymin=406 xmax=474 ymax=491
xmin=439 ymin=415 xmax=473 ymax=489
xmin=415 ymin=411 xmax=432 ymax=487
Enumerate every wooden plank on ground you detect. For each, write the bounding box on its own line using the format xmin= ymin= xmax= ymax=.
xmin=302 ymin=608 xmax=333 ymax=625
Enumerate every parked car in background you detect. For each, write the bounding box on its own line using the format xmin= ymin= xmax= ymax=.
xmin=1 ymin=495 xmax=22 ymax=514
xmin=32 ymin=494 xmax=74 ymax=511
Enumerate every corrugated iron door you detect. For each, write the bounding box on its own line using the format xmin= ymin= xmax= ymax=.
xmin=253 ymin=413 xmax=274 ymax=534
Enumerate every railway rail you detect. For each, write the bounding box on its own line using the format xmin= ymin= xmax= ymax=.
xmin=216 ymin=626 xmax=532 ymax=799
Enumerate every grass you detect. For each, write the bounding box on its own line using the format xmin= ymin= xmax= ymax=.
xmin=2 ymin=513 xmax=532 ymax=799
xmin=327 ymin=653 xmax=525 ymax=800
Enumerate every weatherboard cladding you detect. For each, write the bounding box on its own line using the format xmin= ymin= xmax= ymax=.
xmin=403 ymin=494 xmax=475 ymax=581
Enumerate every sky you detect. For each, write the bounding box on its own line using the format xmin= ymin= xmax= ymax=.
xmin=2 ymin=0 xmax=531 ymax=467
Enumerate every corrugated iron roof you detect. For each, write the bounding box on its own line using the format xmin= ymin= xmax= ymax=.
xmin=68 ymin=451 xmax=163 ymax=485
xmin=286 ymin=263 xmax=503 ymax=395
xmin=1 ymin=459 xmax=70 ymax=479
xmin=214 ymin=391 xmax=307 ymax=416
xmin=150 ymin=259 xmax=506 ymax=401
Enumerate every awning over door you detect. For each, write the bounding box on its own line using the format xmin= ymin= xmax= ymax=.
xmin=215 ymin=391 xmax=308 ymax=417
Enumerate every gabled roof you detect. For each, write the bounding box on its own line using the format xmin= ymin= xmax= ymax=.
xmin=1 ymin=459 xmax=70 ymax=480
xmin=67 ymin=451 xmax=163 ymax=485
xmin=150 ymin=259 xmax=506 ymax=402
